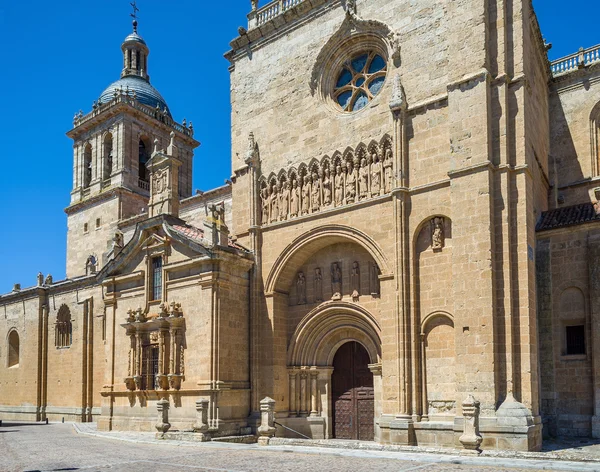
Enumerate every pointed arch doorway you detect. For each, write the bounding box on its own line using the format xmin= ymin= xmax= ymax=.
xmin=332 ymin=341 xmax=374 ymax=440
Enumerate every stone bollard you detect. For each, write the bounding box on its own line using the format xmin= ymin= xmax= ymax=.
xmin=459 ymin=394 xmax=483 ymax=454
xmin=257 ymin=397 xmax=276 ymax=446
xmin=155 ymin=399 xmax=171 ymax=437
xmin=194 ymin=399 xmax=209 ymax=436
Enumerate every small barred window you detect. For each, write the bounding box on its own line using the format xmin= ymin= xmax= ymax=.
xmin=334 ymin=52 xmax=387 ymax=113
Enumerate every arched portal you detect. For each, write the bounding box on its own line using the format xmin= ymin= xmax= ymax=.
xmin=332 ymin=341 xmax=374 ymax=440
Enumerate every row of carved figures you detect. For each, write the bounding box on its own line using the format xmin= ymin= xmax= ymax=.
xmin=260 ymin=147 xmax=394 ymax=225
xmin=295 ymin=261 xmax=380 ymax=305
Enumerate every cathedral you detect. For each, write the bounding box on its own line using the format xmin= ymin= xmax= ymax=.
xmin=1 ymin=0 xmax=600 ymax=452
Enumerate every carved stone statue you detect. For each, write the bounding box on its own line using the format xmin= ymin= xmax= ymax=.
xmin=85 ymin=255 xmax=97 ymax=275
xmin=311 ymin=172 xmax=321 ymax=212
xmin=334 ymin=165 xmax=344 ymax=206
xmin=301 ymin=175 xmax=311 ymax=215
xmin=37 ymin=272 xmax=44 ymax=287
xmin=280 ymin=181 xmax=290 ymax=221
xmin=371 ymin=153 xmax=382 ymax=196
xmin=351 ymin=261 xmax=360 ymax=302
xmin=345 ymin=160 xmax=357 ymax=204
xmin=322 ymin=168 xmax=332 ymax=207
xmin=45 ymin=274 xmax=53 ymax=286
xmin=261 ymin=187 xmax=269 ymax=224
xmin=314 ymin=268 xmax=323 ymax=302
xmin=383 ymin=148 xmax=394 ymax=193
xmin=297 ymin=271 xmax=307 ymax=305
xmin=290 ymin=179 xmax=300 ymax=218
xmin=112 ymin=231 xmax=124 ymax=254
xmin=331 ymin=262 xmax=342 ymax=301
xmin=359 ymin=158 xmax=369 ymax=200
xmin=370 ymin=262 xmax=380 ymax=296
xmin=432 ymin=217 xmax=445 ymax=251
xmin=270 ymin=185 xmax=279 ymax=223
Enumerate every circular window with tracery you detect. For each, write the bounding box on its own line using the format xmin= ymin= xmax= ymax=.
xmin=333 ymin=51 xmax=387 ymax=112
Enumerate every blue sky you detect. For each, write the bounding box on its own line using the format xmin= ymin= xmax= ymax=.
xmin=0 ymin=0 xmax=597 ymax=293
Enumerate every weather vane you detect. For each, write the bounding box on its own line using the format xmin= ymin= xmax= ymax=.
xmin=130 ymin=1 xmax=140 ymax=21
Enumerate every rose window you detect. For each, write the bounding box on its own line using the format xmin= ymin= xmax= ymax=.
xmin=334 ymin=52 xmax=387 ymax=112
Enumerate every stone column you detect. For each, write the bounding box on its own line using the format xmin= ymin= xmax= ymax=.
xmin=288 ymin=371 xmax=297 ymax=417
xmin=300 ymin=371 xmax=308 ymax=416
xmin=134 ymin=333 xmax=142 ymax=390
xmin=257 ymin=397 xmax=277 ymax=446
xmin=310 ymin=370 xmax=319 ymax=417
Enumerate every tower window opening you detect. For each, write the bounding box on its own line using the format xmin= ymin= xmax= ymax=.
xmin=103 ymin=134 xmax=113 ymax=182
xmin=136 ymin=51 xmax=141 ymax=72
xmin=150 ymin=256 xmax=163 ymax=301
xmin=83 ymin=144 xmax=92 ymax=188
xmin=128 ymin=49 xmax=132 ymax=70
xmin=139 ymin=139 xmax=150 ymax=184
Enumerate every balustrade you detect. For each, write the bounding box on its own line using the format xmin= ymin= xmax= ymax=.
xmin=551 ymin=44 xmax=600 ymax=76
xmin=253 ymin=0 xmax=305 ymax=28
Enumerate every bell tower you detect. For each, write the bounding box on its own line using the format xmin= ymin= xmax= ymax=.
xmin=65 ymin=16 xmax=200 ymax=278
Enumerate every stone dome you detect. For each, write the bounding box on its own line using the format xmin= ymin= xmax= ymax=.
xmin=98 ymin=76 xmax=171 ymax=117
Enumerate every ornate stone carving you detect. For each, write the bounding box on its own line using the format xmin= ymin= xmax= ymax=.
xmin=270 ymin=184 xmax=279 ymax=223
xmin=370 ymin=262 xmax=381 ymax=296
xmin=389 ymin=74 xmax=407 ymax=112
xmin=359 ymin=157 xmax=369 ymax=200
xmin=112 ymin=231 xmax=124 ymax=255
xmin=301 ymin=175 xmax=311 ymax=215
xmin=351 ymin=261 xmax=360 ymax=302
xmin=383 ymin=148 xmax=394 ymax=193
xmin=297 ymin=271 xmax=307 ymax=305
xmin=431 ymin=217 xmax=445 ymax=251
xmin=311 ymin=172 xmax=321 ymax=212
xmin=85 ymin=255 xmax=97 ymax=275
xmin=37 ymin=272 xmax=44 ymax=287
xmin=280 ymin=181 xmax=290 ymax=221
xmin=322 ymin=168 xmax=332 ymax=207
xmin=331 ymin=262 xmax=342 ymax=301
xmin=259 ymin=137 xmax=393 ymax=224
xmin=45 ymin=274 xmax=53 ymax=286
xmin=345 ymin=160 xmax=357 ymax=204
xmin=371 ymin=153 xmax=382 ymax=196
xmin=314 ymin=268 xmax=323 ymax=302
xmin=334 ymin=165 xmax=344 ymax=206
xmin=261 ymin=187 xmax=269 ymax=225
xmin=290 ymin=179 xmax=300 ymax=218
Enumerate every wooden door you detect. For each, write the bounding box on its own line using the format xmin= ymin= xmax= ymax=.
xmin=332 ymin=341 xmax=374 ymax=440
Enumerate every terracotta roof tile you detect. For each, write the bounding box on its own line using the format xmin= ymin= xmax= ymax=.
xmin=536 ymin=202 xmax=600 ymax=232
xmin=172 ymin=224 xmax=204 ymax=243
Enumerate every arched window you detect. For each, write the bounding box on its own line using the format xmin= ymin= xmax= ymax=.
xmin=56 ymin=305 xmax=72 ymax=348
xmin=103 ymin=134 xmax=113 ymax=182
xmin=8 ymin=330 xmax=19 ymax=367
xmin=139 ymin=138 xmax=150 ymax=184
xmin=83 ymin=143 xmax=92 ymax=189
xmin=136 ymin=51 xmax=141 ymax=72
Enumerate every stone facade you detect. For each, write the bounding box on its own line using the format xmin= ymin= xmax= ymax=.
xmin=1 ymin=0 xmax=600 ymax=452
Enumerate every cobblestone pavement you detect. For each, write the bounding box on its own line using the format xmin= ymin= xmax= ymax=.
xmin=0 ymin=422 xmax=599 ymax=472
